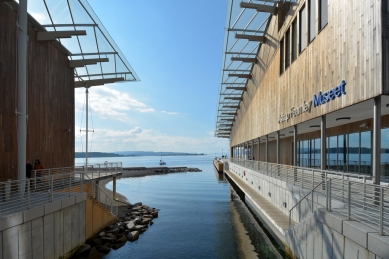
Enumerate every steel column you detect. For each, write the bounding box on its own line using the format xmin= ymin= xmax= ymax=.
xmin=17 ymin=0 xmax=28 ymax=187
xmin=321 ymin=115 xmax=326 ymax=170
xmin=373 ymin=96 xmax=381 ymax=185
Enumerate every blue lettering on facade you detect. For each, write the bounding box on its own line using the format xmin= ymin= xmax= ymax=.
xmin=313 ymin=80 xmax=346 ymax=107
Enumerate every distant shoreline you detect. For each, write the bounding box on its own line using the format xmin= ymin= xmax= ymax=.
xmin=75 ymin=152 xmax=207 ymax=158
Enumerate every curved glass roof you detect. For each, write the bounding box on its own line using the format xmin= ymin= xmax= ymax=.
xmin=8 ymin=0 xmax=139 ymax=86
xmin=215 ymin=0 xmax=285 ymax=138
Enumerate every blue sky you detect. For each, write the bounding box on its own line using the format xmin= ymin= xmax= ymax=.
xmin=71 ymin=0 xmax=229 ymax=154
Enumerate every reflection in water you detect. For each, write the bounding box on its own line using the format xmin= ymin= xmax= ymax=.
xmin=216 ymin=171 xmax=283 ymax=259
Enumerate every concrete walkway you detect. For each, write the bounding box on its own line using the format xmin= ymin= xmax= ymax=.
xmin=225 ymin=170 xmax=294 ymax=233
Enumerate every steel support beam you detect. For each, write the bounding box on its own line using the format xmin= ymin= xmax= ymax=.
xmin=240 ymin=2 xmax=277 ymax=14
xmin=70 ymin=58 xmax=109 ymax=67
xmin=321 ymin=115 xmax=326 ymax=170
xmin=17 ymin=0 xmax=27 ymax=185
xmin=373 ymin=96 xmax=381 ymax=184
xmin=37 ymin=30 xmax=86 ymax=41
xmin=257 ymin=137 xmax=260 ymax=162
xmin=223 ymin=105 xmax=239 ymax=108
xmin=231 ymin=57 xmax=257 ymax=62
xmin=293 ymin=125 xmax=298 ymax=166
xmin=235 ymin=34 xmax=266 ymax=43
xmin=228 ymin=74 xmax=252 ymax=79
xmin=225 ymin=87 xmax=246 ymax=90
xmin=75 ymin=78 xmax=125 ymax=88
xmin=276 ymin=131 xmax=280 ymax=164
xmin=265 ymin=135 xmax=269 ymax=163
xmin=224 ymin=97 xmax=243 ymax=101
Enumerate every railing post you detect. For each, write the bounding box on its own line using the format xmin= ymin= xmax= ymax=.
xmin=48 ymin=169 xmax=51 ymax=180
xmin=328 ymin=179 xmax=332 ymax=211
xmin=289 ymin=211 xmax=291 ymax=228
xmin=312 ymin=169 xmax=314 ymax=189
xmin=34 ymin=172 xmax=37 ymax=191
xmin=348 ymin=181 xmax=351 ymax=220
xmin=69 ymin=173 xmax=71 ymax=197
xmin=80 ymin=172 xmax=84 ymax=193
xmin=363 ymin=176 xmax=366 ymax=210
xmin=50 ymin=176 xmax=54 ymax=202
xmin=342 ymin=174 xmax=345 ymax=202
xmin=27 ymin=179 xmax=30 ymax=209
xmin=379 ymin=187 xmax=383 ymax=235
xmin=311 ymin=188 xmax=314 ymax=213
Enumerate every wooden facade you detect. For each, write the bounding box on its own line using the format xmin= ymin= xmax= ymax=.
xmin=0 ymin=3 xmax=74 ymax=181
xmin=230 ymin=0 xmax=386 ymax=147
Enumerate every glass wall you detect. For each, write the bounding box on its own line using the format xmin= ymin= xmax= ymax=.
xmin=382 ymin=128 xmax=389 ymax=182
xmin=297 ymin=130 xmax=377 ymax=176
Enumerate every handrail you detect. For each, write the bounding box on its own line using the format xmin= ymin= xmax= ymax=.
xmin=288 ymin=180 xmax=324 ymax=227
xmin=228 ymin=158 xmax=389 ymax=235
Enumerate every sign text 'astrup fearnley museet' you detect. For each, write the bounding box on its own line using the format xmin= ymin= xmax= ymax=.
xmin=278 ymin=80 xmax=346 ymax=123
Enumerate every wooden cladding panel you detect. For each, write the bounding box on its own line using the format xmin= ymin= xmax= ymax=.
xmin=0 ymin=4 xmax=74 ymax=181
xmin=230 ymin=0 xmax=383 ymax=147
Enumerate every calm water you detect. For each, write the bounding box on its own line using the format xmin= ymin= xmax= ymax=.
xmin=75 ymin=155 xmax=283 ymax=259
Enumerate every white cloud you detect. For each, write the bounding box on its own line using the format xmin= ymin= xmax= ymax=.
xmin=30 ymin=12 xmax=50 ymax=25
xmin=161 ymin=110 xmax=180 ymax=115
xmin=75 ymin=127 xmax=229 ymax=153
xmin=136 ymin=108 xmax=155 ymax=113
xmin=75 ymin=86 xmax=153 ymax=121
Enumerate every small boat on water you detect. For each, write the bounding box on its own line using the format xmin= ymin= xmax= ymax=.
xmin=159 ymin=151 xmax=166 ymax=165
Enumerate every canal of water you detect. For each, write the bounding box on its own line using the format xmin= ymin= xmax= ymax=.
xmin=76 ymin=155 xmax=284 ymax=259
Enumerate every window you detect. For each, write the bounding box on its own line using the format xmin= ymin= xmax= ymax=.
xmin=319 ymin=0 xmax=328 ymax=30
xmin=292 ymin=20 xmax=297 ymax=61
xmin=280 ymin=37 xmax=284 ymax=73
xmin=299 ymin=5 xmax=307 ymax=52
xmin=285 ymin=29 xmax=291 ymax=68
xmin=309 ymin=0 xmax=316 ymax=42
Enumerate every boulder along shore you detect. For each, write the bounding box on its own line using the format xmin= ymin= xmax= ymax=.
xmin=71 ymin=202 xmax=158 ymax=259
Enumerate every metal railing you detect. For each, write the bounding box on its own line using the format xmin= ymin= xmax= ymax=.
xmin=31 ymin=163 xmax=122 ymax=181
xmin=229 ymin=158 xmax=389 ymax=235
xmin=0 ymin=167 xmax=121 ymax=218
xmin=289 ymin=181 xmax=324 ymax=227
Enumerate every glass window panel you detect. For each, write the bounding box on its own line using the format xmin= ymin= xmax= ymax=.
xmin=348 ymin=133 xmax=359 ymax=173
xmin=68 ymin=0 xmax=95 ymax=24
xmin=319 ymin=0 xmax=328 ymax=30
xmin=300 ymin=5 xmax=307 ymax=52
xmin=314 ymin=138 xmax=320 ymax=168
xmin=292 ymin=20 xmax=298 ymax=61
xmin=302 ymin=140 xmax=309 ymax=167
xmin=309 ymin=0 xmax=316 ymax=42
xmin=381 ymin=128 xmax=389 ymax=182
xmin=338 ymin=135 xmax=345 ymax=172
xmin=329 ymin=136 xmax=337 ymax=171
xmin=361 ymin=131 xmax=372 ymax=175
xmin=28 ymin=0 xmax=52 ymax=25
xmin=285 ymin=29 xmax=291 ymax=68
xmin=77 ymin=26 xmax=98 ymax=54
xmin=45 ymin=0 xmax=73 ymax=24
xmin=280 ymin=38 xmax=284 ymax=73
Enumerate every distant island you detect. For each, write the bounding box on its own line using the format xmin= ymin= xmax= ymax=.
xmin=75 ymin=151 xmax=206 ymax=158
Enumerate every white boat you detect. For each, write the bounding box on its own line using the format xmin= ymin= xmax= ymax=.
xmin=159 ymin=151 xmax=166 ymax=165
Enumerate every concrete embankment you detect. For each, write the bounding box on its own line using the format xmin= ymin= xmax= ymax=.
xmin=122 ymin=166 xmax=202 ymax=178
xmin=225 ymin=163 xmax=389 ymax=259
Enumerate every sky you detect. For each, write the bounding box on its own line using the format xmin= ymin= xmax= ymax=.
xmin=44 ymin=0 xmax=230 ymax=154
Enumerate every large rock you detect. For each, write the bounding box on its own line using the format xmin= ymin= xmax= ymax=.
xmin=87 ymin=247 xmax=104 ymax=259
xmin=151 ymin=211 xmax=158 ymax=218
xmin=126 ymin=231 xmax=140 ymax=241
xmin=112 ymin=243 xmax=125 ymax=250
xmin=133 ymin=202 xmax=142 ymax=207
xmin=116 ymin=235 xmax=127 ymax=244
xmin=101 ymin=237 xmax=113 ymax=243
xmin=92 ymin=238 xmax=102 ymax=246
xmin=73 ymin=244 xmax=91 ymax=257
xmin=126 ymin=221 xmax=136 ymax=231
xmin=134 ymin=225 xmax=146 ymax=231
xmin=106 ymin=228 xmax=119 ymax=235
xmin=96 ymin=246 xmax=111 ymax=254
xmin=98 ymin=231 xmax=106 ymax=237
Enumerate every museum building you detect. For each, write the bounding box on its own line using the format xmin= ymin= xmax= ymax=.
xmin=215 ymin=0 xmax=389 ymax=184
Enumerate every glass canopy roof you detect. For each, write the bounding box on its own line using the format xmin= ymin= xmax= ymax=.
xmin=215 ymin=0 xmax=289 ymax=138
xmin=9 ymin=0 xmax=139 ymax=86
